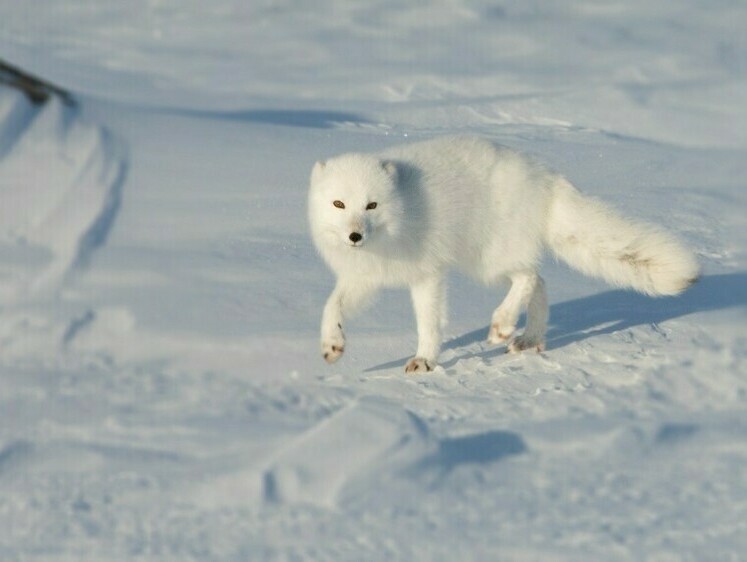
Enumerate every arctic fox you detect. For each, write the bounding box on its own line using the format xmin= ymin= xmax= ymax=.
xmin=308 ymin=136 xmax=699 ymax=373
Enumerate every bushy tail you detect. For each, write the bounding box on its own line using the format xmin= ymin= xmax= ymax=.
xmin=546 ymin=179 xmax=700 ymax=296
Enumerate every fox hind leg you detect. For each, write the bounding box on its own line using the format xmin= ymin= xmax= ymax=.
xmin=488 ymin=270 xmax=537 ymax=343
xmin=488 ymin=271 xmax=548 ymax=352
xmin=508 ymin=275 xmax=548 ymax=353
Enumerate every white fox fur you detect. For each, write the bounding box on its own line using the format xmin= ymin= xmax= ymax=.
xmin=308 ymin=136 xmax=699 ymax=372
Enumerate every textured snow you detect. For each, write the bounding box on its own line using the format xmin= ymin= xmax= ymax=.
xmin=0 ymin=1 xmax=745 ymax=560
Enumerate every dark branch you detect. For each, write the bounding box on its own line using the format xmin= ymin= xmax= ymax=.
xmin=0 ymin=58 xmax=75 ymax=106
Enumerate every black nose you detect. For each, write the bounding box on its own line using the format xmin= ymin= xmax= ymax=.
xmin=349 ymin=232 xmax=362 ymax=243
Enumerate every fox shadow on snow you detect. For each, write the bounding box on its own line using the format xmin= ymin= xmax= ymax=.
xmin=367 ymin=272 xmax=746 ymax=371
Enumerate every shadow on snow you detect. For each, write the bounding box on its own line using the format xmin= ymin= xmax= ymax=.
xmin=174 ymin=108 xmax=369 ymax=129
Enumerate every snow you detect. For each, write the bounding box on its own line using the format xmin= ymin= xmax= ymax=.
xmin=0 ymin=1 xmax=745 ymax=560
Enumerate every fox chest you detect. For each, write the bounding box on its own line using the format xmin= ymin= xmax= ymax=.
xmin=325 ymin=247 xmax=431 ymax=287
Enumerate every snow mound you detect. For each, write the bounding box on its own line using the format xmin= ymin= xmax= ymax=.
xmin=0 ymin=86 xmax=124 ymax=303
xmin=262 ymin=397 xmax=432 ymax=507
xmin=199 ymin=396 xmax=528 ymax=510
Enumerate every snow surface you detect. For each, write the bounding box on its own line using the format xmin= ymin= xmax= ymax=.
xmin=0 ymin=1 xmax=745 ymax=560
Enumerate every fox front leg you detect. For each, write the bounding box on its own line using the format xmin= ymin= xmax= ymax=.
xmin=405 ymin=276 xmax=446 ymax=373
xmin=320 ymin=286 xmax=346 ymax=363
xmin=320 ymin=282 xmax=374 ymax=364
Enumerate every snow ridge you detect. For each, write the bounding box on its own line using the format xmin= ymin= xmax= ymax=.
xmin=0 ymin=85 xmax=125 ymax=303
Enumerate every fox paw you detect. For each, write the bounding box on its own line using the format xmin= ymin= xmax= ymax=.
xmin=321 ymin=338 xmax=345 ymax=363
xmin=404 ymin=357 xmax=434 ymax=374
xmin=487 ymin=323 xmax=516 ymax=345
xmin=507 ymin=335 xmax=545 ymax=354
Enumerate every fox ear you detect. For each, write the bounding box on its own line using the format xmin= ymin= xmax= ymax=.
xmin=311 ymin=160 xmax=326 ymax=181
xmin=381 ymin=160 xmax=397 ymax=178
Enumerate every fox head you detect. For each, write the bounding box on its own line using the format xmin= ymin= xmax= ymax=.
xmin=308 ymin=154 xmax=404 ymax=252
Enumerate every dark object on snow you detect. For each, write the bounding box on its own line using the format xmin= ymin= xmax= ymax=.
xmin=0 ymin=58 xmax=74 ymax=106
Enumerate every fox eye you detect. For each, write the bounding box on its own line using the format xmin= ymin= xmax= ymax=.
xmin=366 ymin=202 xmax=378 ymax=210
xmin=333 ymin=200 xmax=345 ymax=209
